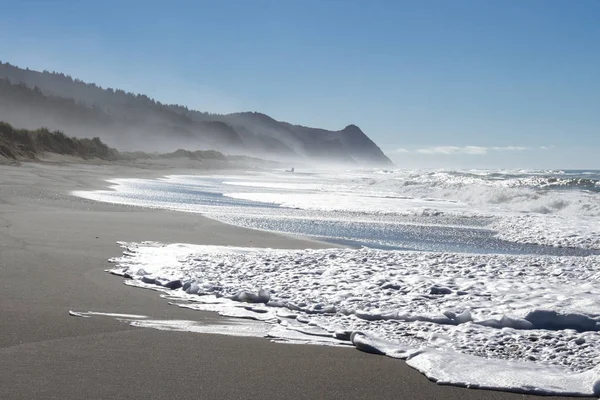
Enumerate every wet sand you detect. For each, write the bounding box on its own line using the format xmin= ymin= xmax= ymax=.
xmin=0 ymin=161 xmax=581 ymax=399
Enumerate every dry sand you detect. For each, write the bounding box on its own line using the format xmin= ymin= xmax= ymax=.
xmin=0 ymin=160 xmax=581 ymax=399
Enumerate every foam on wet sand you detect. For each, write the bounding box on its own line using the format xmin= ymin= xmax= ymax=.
xmin=105 ymin=241 xmax=600 ymax=396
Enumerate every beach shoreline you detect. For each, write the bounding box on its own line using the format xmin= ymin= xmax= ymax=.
xmin=0 ymin=160 xmax=583 ymax=399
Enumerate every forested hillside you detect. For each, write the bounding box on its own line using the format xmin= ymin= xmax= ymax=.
xmin=0 ymin=61 xmax=393 ymax=166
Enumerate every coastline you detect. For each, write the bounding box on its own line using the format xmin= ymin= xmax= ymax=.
xmin=0 ymin=161 xmax=583 ymax=399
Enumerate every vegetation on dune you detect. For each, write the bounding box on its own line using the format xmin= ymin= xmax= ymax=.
xmin=0 ymin=121 xmax=229 ymax=163
xmin=119 ymin=148 xmax=226 ymax=161
xmin=0 ymin=121 xmax=119 ymax=160
xmin=161 ymin=149 xmax=226 ymax=161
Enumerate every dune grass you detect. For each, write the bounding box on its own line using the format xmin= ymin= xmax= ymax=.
xmin=0 ymin=121 xmax=119 ymax=160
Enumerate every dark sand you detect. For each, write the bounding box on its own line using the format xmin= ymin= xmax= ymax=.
xmin=0 ymin=162 xmax=582 ymax=399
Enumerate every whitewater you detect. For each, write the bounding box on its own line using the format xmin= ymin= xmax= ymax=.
xmin=73 ymin=168 xmax=600 ymax=396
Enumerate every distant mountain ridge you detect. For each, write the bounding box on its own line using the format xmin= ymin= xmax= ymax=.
xmin=0 ymin=61 xmax=393 ymax=166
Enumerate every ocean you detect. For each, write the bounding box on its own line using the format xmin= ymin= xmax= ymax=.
xmin=73 ymin=168 xmax=600 ymax=396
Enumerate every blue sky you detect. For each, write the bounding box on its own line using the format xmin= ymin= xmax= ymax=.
xmin=1 ymin=0 xmax=599 ymax=168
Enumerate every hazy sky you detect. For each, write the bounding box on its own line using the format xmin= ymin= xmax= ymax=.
xmin=1 ymin=0 xmax=598 ymax=168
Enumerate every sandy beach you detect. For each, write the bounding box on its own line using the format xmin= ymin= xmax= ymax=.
xmin=0 ymin=161 xmax=582 ymax=399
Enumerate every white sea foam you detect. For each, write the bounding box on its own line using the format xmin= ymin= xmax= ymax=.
xmin=219 ymin=170 xmax=600 ymax=250
xmin=107 ymin=241 xmax=600 ymax=396
xmin=223 ymin=191 xmax=468 ymax=215
xmin=68 ymin=311 xmax=149 ymax=319
xmin=73 ymin=169 xmax=600 ymax=250
xmin=493 ymin=214 xmax=600 ymax=251
xmin=219 ymin=169 xmax=600 ymax=217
